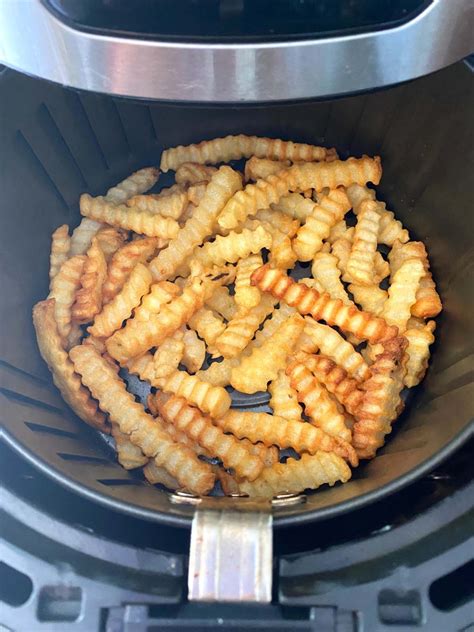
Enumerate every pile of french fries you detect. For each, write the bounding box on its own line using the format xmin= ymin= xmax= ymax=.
xmin=33 ymin=134 xmax=442 ymax=498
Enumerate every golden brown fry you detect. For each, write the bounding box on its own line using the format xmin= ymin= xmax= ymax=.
xmin=181 ymin=328 xmax=206 ymax=373
xmin=102 ymin=237 xmax=158 ymax=304
xmin=272 ymin=192 xmax=316 ymax=221
xmin=188 ymin=307 xmax=226 ymax=347
xmin=195 ymin=357 xmax=240 ymax=387
xmin=345 ymin=200 xmax=381 ymax=286
xmin=311 ymin=251 xmax=351 ymax=305
xmin=389 ymin=240 xmax=442 ymax=319
xmin=126 ymin=191 xmax=188 ymax=220
xmin=194 ymin=226 xmax=272 ymax=267
xmin=349 ymin=284 xmax=387 ymax=317
xmin=381 ymin=258 xmax=425 ymax=332
xmin=95 ymin=226 xmax=127 ymax=262
xmin=234 ymin=254 xmax=263 ymax=311
xmin=133 ymin=281 xmax=180 ymax=322
xmin=244 ymin=156 xmax=290 ymax=181
xmin=214 ymin=293 xmax=276 ymax=358
xmin=218 ymin=156 xmax=381 ymax=231
xmin=286 ymin=360 xmax=352 ymax=443
xmin=251 ymin=265 xmax=398 ymax=344
xmin=175 ymin=162 xmax=218 ymax=185
xmin=404 ymin=320 xmax=435 ymax=387
xmin=107 ymin=271 xmax=231 ymax=364
xmin=70 ymin=344 xmax=215 ymax=494
xmin=155 ymin=393 xmax=264 ymax=481
xmin=148 ymin=166 xmax=242 ymax=280
xmin=327 ymin=219 xmax=348 ymax=243
xmin=347 ymin=184 xmax=409 ymax=246
xmin=80 ymin=194 xmax=180 ymax=239
xmin=331 ymin=225 xmax=389 ymax=283
xmin=295 ymin=352 xmax=363 ymax=417
xmin=32 ymin=300 xmax=108 ymax=432
xmin=88 ymin=262 xmax=152 ymax=339
xmin=49 ymin=225 xmax=70 ymax=285
xmin=252 ymin=302 xmax=296 ymax=348
xmin=160 ymin=135 xmax=335 ymax=172
xmin=303 ymin=319 xmax=370 ymax=381
xmin=48 ymin=254 xmax=86 ymax=346
xmin=156 ymin=369 xmax=231 ymax=418
xmin=215 ymin=467 xmax=241 ymax=495
xmin=215 ymin=410 xmax=357 ymax=465
xmin=72 ymin=237 xmax=107 ymax=324
xmin=269 ymin=370 xmax=303 ymax=421
xmin=143 ymin=461 xmax=180 ymax=490
xmin=230 ymin=314 xmax=305 ymax=393
xmin=105 ymin=167 xmax=160 ymax=205
xmin=112 ymin=425 xmax=148 ymax=469
xmin=352 ymin=336 xmax=407 ymax=459
xmin=238 ymin=452 xmax=352 ymax=498
xmin=293 ymin=188 xmax=351 ymax=261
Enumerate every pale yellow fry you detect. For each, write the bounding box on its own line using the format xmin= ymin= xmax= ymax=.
xmin=48 ymin=254 xmax=86 ymax=346
xmin=189 ymin=307 xmax=226 ymax=347
xmin=404 ymin=320 xmax=436 ymax=387
xmin=126 ymin=191 xmax=188 ymax=219
xmin=345 ymin=199 xmax=381 ymax=286
xmin=156 ymin=370 xmax=231 ymax=418
xmin=175 ymin=162 xmax=217 ymax=185
xmin=293 ymin=188 xmax=351 ymax=261
xmin=95 ymin=226 xmax=127 ymax=262
xmin=389 ymin=240 xmax=442 ymax=319
xmin=112 ymin=425 xmax=148 ymax=469
xmin=272 ymin=192 xmax=316 ymax=221
xmin=160 ymin=135 xmax=334 ymax=171
xmin=217 ymin=157 xmax=380 ymax=232
xmin=238 ymin=452 xmax=351 ymax=498
xmin=303 ymin=319 xmax=370 ymax=381
xmin=32 ymin=299 xmax=108 ymax=432
xmin=268 ymin=370 xmax=303 ymax=421
xmin=148 ymin=166 xmax=242 ymax=281
xmin=69 ymin=218 xmax=104 ymax=257
xmin=70 ymin=344 xmax=215 ymax=494
xmin=234 ymin=254 xmax=263 ymax=311
xmin=72 ymin=237 xmax=107 ymax=324
xmin=381 ymin=258 xmax=425 ymax=332
xmin=105 ymin=166 xmax=159 ymax=205
xmin=205 ymin=286 xmax=238 ymax=321
xmin=346 ymin=183 xmax=409 ymax=246
xmin=327 ymin=219 xmax=348 ymax=243
xmin=49 ymin=225 xmax=70 ymax=285
xmin=133 ymin=281 xmax=180 ymax=322
xmin=181 ymin=328 xmax=206 ymax=373
xmin=231 ymin=314 xmax=305 ymax=393
xmin=214 ymin=293 xmax=276 ymax=359
xmin=80 ymin=195 xmax=179 ymax=239
xmin=143 ymin=461 xmax=180 ymax=490
xmin=349 ymin=284 xmax=387 ymax=316
xmin=88 ymin=263 xmax=152 ymax=339
xmin=251 ymin=302 xmax=296 ymax=348
xmin=195 ymin=357 xmax=240 ymax=387
xmin=311 ymin=251 xmax=351 ymax=305
xmin=194 ymin=226 xmax=272 ymax=267
xmin=332 ymin=226 xmax=389 ymax=283
xmin=244 ymin=156 xmax=290 ymax=181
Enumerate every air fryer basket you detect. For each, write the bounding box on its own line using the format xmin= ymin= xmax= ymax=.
xmin=0 ymin=62 xmax=472 ymax=528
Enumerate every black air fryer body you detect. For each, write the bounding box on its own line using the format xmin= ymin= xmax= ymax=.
xmin=0 ymin=0 xmax=473 ymax=629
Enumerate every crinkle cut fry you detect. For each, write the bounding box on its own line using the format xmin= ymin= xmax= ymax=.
xmin=234 ymin=254 xmax=263 ymax=311
xmin=112 ymin=425 xmax=148 ymax=469
xmin=175 ymin=162 xmax=217 ymax=185
xmin=193 ymin=225 xmax=272 ymax=267
xmin=160 ymin=134 xmax=335 ymax=172
xmin=245 ymin=157 xmax=290 ymax=181
xmin=345 ymin=199 xmax=381 ymax=286
xmin=88 ymin=262 xmax=152 ymax=339
xmin=295 ymin=352 xmax=363 ymax=417
xmin=126 ymin=191 xmax=188 ymax=219
xmin=143 ymin=461 xmax=180 ymax=490
xmin=352 ymin=336 xmax=408 ymax=459
xmin=80 ymin=194 xmax=180 ymax=239
xmin=268 ymin=370 xmax=303 ymax=422
xmin=32 ymin=300 xmax=108 ymax=432
xmin=214 ymin=411 xmax=357 ymax=466
xmin=155 ymin=393 xmax=264 ymax=481
xmin=148 ymin=166 xmax=242 ymax=281
xmin=217 ymin=156 xmax=382 ymax=231
xmin=238 ymin=452 xmax=352 ymax=498
xmin=251 ymin=264 xmax=398 ymax=344
xmin=72 ymin=237 xmax=107 ymax=324
xmin=69 ymin=344 xmax=215 ymax=495
xmin=49 ymin=224 xmax=71 ymax=285
xmin=48 ymin=254 xmax=86 ymax=347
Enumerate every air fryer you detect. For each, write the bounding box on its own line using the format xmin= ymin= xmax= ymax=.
xmin=0 ymin=0 xmax=473 ymax=606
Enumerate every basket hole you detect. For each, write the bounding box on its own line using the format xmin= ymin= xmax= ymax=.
xmin=37 ymin=586 xmax=82 ymax=622
xmin=429 ymin=559 xmax=474 ymax=612
xmin=0 ymin=562 xmax=33 ymax=607
xmin=57 ymin=452 xmax=110 ymax=465
xmin=24 ymin=421 xmax=77 ymax=439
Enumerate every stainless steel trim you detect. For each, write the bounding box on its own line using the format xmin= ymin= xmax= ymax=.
xmin=188 ymin=507 xmax=273 ymax=602
xmin=0 ymin=0 xmax=473 ymax=102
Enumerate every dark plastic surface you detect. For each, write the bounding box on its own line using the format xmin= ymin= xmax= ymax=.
xmin=0 ymin=61 xmax=473 ymax=528
xmin=43 ymin=0 xmax=431 ymax=42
